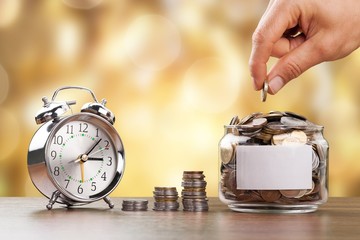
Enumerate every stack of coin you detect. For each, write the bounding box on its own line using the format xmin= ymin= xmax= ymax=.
xmin=122 ymin=199 xmax=148 ymax=211
xmin=181 ymin=171 xmax=209 ymax=212
xmin=153 ymin=187 xmax=179 ymax=211
xmin=220 ymin=111 xmax=328 ymax=204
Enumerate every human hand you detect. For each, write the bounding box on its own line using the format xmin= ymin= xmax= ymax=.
xmin=249 ymin=0 xmax=360 ymax=94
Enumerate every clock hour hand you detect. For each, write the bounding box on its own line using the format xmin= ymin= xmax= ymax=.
xmin=87 ymin=157 xmax=104 ymax=161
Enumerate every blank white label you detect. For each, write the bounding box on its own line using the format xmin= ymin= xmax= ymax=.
xmin=236 ymin=145 xmax=312 ymax=190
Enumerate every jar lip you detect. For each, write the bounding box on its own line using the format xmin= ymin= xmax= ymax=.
xmin=223 ymin=124 xmax=324 ymax=131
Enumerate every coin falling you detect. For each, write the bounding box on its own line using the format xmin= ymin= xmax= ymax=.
xmin=261 ymin=80 xmax=268 ymax=102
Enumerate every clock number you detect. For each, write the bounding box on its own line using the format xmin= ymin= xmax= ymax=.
xmin=96 ymin=128 xmax=99 ymax=137
xmin=91 ymin=182 xmax=97 ymax=191
xmin=77 ymin=185 xmax=84 ymax=194
xmin=107 ymin=157 xmax=112 ymax=166
xmin=53 ymin=135 xmax=63 ymax=145
xmin=66 ymin=125 xmax=74 ymax=134
xmin=51 ymin=150 xmax=57 ymax=160
xmin=79 ymin=123 xmax=88 ymax=133
xmin=101 ymin=172 xmax=107 ymax=181
xmin=64 ymin=179 xmax=70 ymax=188
xmin=53 ymin=166 xmax=60 ymax=176
xmin=104 ymin=140 xmax=110 ymax=149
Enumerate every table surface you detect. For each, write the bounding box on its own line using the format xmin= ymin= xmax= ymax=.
xmin=1 ymin=197 xmax=360 ymax=240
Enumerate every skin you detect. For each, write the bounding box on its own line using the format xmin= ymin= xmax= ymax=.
xmin=249 ymin=0 xmax=360 ymax=94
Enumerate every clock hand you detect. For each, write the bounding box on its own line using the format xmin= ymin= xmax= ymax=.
xmin=68 ymin=157 xmax=81 ymax=164
xmin=80 ymin=161 xmax=85 ymax=182
xmin=87 ymin=147 xmax=108 ymax=157
xmin=87 ymin=157 xmax=104 ymax=161
xmin=86 ymin=138 xmax=102 ymax=155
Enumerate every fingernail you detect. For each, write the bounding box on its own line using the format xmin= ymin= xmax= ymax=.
xmin=268 ymin=76 xmax=284 ymax=94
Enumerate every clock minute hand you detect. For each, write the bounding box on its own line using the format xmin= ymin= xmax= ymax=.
xmin=86 ymin=138 xmax=102 ymax=156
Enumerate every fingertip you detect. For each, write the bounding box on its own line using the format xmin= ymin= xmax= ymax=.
xmin=251 ymin=77 xmax=261 ymax=91
xmin=268 ymin=76 xmax=285 ymax=95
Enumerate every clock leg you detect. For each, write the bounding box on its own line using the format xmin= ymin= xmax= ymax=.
xmin=104 ymin=196 xmax=114 ymax=209
xmin=46 ymin=191 xmax=61 ymax=210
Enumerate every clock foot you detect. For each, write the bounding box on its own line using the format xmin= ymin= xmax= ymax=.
xmin=104 ymin=196 xmax=114 ymax=209
xmin=46 ymin=191 xmax=61 ymax=210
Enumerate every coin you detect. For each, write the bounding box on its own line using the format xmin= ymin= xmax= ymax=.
xmin=122 ymin=199 xmax=148 ymax=211
xmin=279 ymin=190 xmax=306 ymax=198
xmin=312 ymin=150 xmax=320 ymax=171
xmin=220 ymin=111 xmax=327 ymax=205
xmin=182 ymin=180 xmax=207 ymax=188
xmin=259 ymin=190 xmax=282 ymax=202
xmin=290 ymin=130 xmax=307 ymax=143
xmin=229 ymin=115 xmax=240 ymax=125
xmin=220 ymin=134 xmax=235 ymax=164
xmin=183 ymin=174 xmax=205 ymax=180
xmin=261 ymin=80 xmax=268 ymax=102
xmin=284 ymin=111 xmax=307 ymax=121
xmin=272 ymin=133 xmax=290 ymax=145
xmin=281 ymin=130 xmax=307 ymax=145
xmin=251 ymin=118 xmax=268 ymax=127
xmin=153 ymin=186 xmax=179 ymax=211
xmin=181 ymin=171 xmax=209 ymax=212
xmin=181 ymin=191 xmax=207 ymax=197
xmin=280 ymin=116 xmax=308 ymax=127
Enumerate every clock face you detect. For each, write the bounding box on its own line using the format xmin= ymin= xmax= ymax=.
xmin=46 ymin=115 xmax=124 ymax=201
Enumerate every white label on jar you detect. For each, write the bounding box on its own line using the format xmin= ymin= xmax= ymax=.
xmin=236 ymin=145 xmax=312 ymax=190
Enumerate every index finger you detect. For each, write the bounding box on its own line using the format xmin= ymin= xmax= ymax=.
xmin=249 ymin=1 xmax=301 ymax=90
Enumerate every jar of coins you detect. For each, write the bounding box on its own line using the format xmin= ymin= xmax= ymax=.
xmin=219 ymin=111 xmax=329 ymax=213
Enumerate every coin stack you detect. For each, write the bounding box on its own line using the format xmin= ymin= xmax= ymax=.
xmin=153 ymin=187 xmax=180 ymax=211
xmin=181 ymin=171 xmax=209 ymax=212
xmin=122 ymin=199 xmax=148 ymax=211
xmin=219 ymin=111 xmax=328 ymax=204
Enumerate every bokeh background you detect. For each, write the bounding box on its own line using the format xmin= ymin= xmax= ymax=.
xmin=1 ymin=0 xmax=360 ymax=198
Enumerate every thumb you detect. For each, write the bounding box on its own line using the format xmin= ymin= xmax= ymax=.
xmin=267 ymin=37 xmax=323 ymax=94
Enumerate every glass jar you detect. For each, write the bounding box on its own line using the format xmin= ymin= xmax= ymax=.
xmin=219 ymin=111 xmax=329 ymax=213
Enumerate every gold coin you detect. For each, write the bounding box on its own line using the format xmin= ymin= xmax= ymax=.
xmin=290 ymin=130 xmax=307 ymax=143
xmin=272 ymin=133 xmax=290 ymax=145
xmin=220 ymin=134 xmax=235 ymax=164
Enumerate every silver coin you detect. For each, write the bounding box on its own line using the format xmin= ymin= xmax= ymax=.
xmin=251 ymin=117 xmax=268 ymax=127
xmin=183 ymin=207 xmax=209 ymax=212
xmin=182 ymin=198 xmax=208 ymax=203
xmin=181 ymin=181 xmax=207 ymax=188
xmin=181 ymin=191 xmax=207 ymax=196
xmin=183 ymin=203 xmax=209 ymax=208
xmin=229 ymin=115 xmax=239 ymax=125
xmin=284 ymin=111 xmax=307 ymax=121
xmin=261 ymin=80 xmax=268 ymax=102
xmin=239 ymin=112 xmax=262 ymax=125
xmin=312 ymin=150 xmax=320 ymax=170
xmin=280 ymin=116 xmax=308 ymax=127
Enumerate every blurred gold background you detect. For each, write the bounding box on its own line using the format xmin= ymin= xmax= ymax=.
xmin=0 ymin=0 xmax=360 ymax=197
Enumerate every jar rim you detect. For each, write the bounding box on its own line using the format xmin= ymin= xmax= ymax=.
xmin=223 ymin=124 xmax=324 ymax=131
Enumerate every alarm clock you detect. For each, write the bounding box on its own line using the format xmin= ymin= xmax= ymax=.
xmin=28 ymin=86 xmax=125 ymax=209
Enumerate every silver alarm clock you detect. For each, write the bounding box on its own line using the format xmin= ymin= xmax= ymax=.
xmin=28 ymin=86 xmax=125 ymax=209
